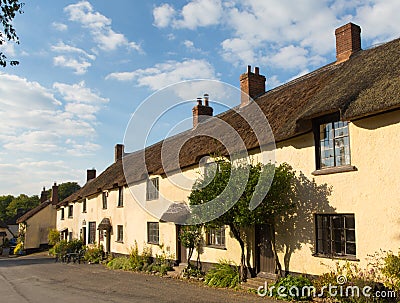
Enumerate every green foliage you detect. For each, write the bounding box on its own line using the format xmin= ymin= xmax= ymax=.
xmin=189 ymin=160 xmax=296 ymax=277
xmin=48 ymin=229 xmax=60 ymax=246
xmin=179 ymin=225 xmax=202 ymax=265
xmin=182 ymin=264 xmax=204 ymax=278
xmin=107 ymin=257 xmax=134 ymax=271
xmin=49 ymin=240 xmax=68 ymax=256
xmin=0 ymin=195 xmax=13 ymax=221
xmin=0 ymin=0 xmax=24 ymax=67
xmin=6 ymin=194 xmax=40 ymax=219
xmin=382 ymin=251 xmax=400 ymax=291
xmin=314 ymin=261 xmax=394 ymax=303
xmin=46 ymin=182 xmax=81 ymax=202
xmin=270 ymin=275 xmax=313 ymax=301
xmin=204 ymin=260 xmax=240 ymax=289
xmin=84 ymin=245 xmax=104 ymax=264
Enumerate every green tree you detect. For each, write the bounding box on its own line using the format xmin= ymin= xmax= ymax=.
xmin=6 ymin=194 xmax=39 ymax=218
xmin=46 ymin=182 xmax=81 ymax=202
xmin=189 ymin=160 xmax=296 ymax=280
xmin=0 ymin=195 xmax=14 ymax=221
xmin=0 ymin=0 xmax=24 ymax=67
xmin=179 ymin=225 xmax=203 ymax=268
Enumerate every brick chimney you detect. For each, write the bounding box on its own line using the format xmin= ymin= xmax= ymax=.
xmin=51 ymin=182 xmax=59 ymax=205
xmin=335 ymin=22 xmax=361 ymax=63
xmin=87 ymin=169 xmax=96 ymax=182
xmin=115 ymin=144 xmax=124 ymax=162
xmin=192 ymin=94 xmax=213 ymax=128
xmin=240 ymin=65 xmax=266 ymax=107
xmin=40 ymin=187 xmax=47 ymax=203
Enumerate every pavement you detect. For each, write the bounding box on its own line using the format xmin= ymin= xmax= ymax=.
xmin=0 ymin=252 xmax=276 ymax=303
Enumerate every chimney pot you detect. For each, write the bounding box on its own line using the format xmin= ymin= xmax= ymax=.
xmin=203 ymin=94 xmax=209 ymax=107
xmin=335 ymin=22 xmax=361 ymax=63
xmin=192 ymin=95 xmax=213 ymax=128
xmin=115 ymin=144 xmax=124 ymax=162
xmin=87 ymin=169 xmax=96 ymax=182
xmin=255 ymin=67 xmax=259 ymax=75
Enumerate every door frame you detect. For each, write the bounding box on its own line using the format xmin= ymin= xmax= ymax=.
xmin=255 ymin=224 xmax=276 ymax=278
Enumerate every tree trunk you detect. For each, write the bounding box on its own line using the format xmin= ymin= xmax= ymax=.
xmin=229 ymin=224 xmax=247 ymax=282
xmin=269 ymin=223 xmax=283 ymax=277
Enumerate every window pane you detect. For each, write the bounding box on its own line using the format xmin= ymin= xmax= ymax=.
xmin=345 ymin=215 xmax=355 ymax=228
xmin=346 ymin=230 xmax=356 ymax=242
xmin=346 ymin=242 xmax=356 ymax=255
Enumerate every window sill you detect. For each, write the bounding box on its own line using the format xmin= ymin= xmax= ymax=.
xmin=82 ymin=211 xmax=87 ymax=213
xmin=68 ymin=217 xmax=73 ymax=219
xmin=116 ymin=241 xmax=124 ymax=243
xmin=147 ymin=242 xmax=159 ymax=245
xmin=312 ymin=165 xmax=357 ymax=176
xmin=206 ymin=245 xmax=226 ymax=250
xmin=117 ymin=206 xmax=124 ymax=208
xmin=312 ymin=253 xmax=359 ymax=261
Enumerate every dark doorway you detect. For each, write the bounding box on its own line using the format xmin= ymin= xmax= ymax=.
xmin=82 ymin=227 xmax=87 ymax=245
xmin=255 ymin=224 xmax=275 ymax=277
xmin=176 ymin=225 xmax=187 ymax=264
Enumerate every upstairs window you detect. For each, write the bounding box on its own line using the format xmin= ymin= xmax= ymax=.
xmin=102 ymin=192 xmax=108 ymax=209
xmin=82 ymin=199 xmax=87 ymax=213
xmin=314 ymin=114 xmax=351 ymax=170
xmin=315 ymin=214 xmax=356 ymax=258
xmin=146 ymin=177 xmax=159 ymax=201
xmin=118 ymin=187 xmax=124 ymax=207
xmin=68 ymin=205 xmax=73 ymax=218
xmin=60 ymin=208 xmax=65 ymax=220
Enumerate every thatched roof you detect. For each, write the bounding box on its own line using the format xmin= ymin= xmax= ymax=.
xmin=60 ymin=38 xmax=400 ymax=205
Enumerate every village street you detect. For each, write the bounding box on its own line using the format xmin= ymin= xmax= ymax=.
xmin=0 ymin=253 xmax=272 ymax=303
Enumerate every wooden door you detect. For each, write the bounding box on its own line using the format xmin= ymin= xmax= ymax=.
xmin=176 ymin=225 xmax=187 ymax=264
xmin=255 ymin=224 xmax=275 ymax=275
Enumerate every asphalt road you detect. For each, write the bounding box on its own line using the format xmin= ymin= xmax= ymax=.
xmin=0 ymin=253 xmax=273 ymax=303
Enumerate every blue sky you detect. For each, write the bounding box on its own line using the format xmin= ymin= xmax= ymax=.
xmin=0 ymin=0 xmax=399 ymax=196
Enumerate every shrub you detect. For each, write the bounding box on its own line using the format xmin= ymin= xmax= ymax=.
xmin=49 ymin=240 xmax=68 ymax=256
xmin=270 ymin=275 xmax=313 ymax=301
xmin=107 ymin=257 xmax=134 ymax=271
xmin=48 ymin=229 xmax=60 ymax=246
xmin=382 ymin=251 xmax=400 ymax=291
xmin=204 ymin=260 xmax=239 ymax=289
xmin=182 ymin=264 xmax=204 ymax=279
xmin=84 ymin=245 xmax=104 ymax=264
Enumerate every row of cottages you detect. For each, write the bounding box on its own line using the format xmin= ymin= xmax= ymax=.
xmin=16 ymin=184 xmax=59 ymax=252
xmin=57 ymin=23 xmax=400 ymax=277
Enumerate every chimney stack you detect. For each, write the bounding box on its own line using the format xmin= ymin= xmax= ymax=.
xmin=51 ymin=182 xmax=59 ymax=205
xmin=40 ymin=187 xmax=47 ymax=203
xmin=192 ymin=94 xmax=213 ymax=128
xmin=240 ymin=65 xmax=266 ymax=107
xmin=335 ymin=22 xmax=361 ymax=63
xmin=87 ymin=169 xmax=96 ymax=182
xmin=115 ymin=144 xmax=124 ymax=162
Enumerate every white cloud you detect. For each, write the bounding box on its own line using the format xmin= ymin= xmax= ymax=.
xmin=52 ymin=22 xmax=68 ymax=31
xmin=106 ymin=59 xmax=217 ymax=91
xmin=51 ymin=41 xmax=96 ymax=60
xmin=153 ymin=3 xmax=176 ymax=28
xmin=64 ymin=1 xmax=141 ymax=52
xmin=153 ymin=0 xmax=222 ymax=29
xmin=221 ymin=38 xmax=257 ymax=66
xmin=53 ymin=81 xmax=109 ymax=104
xmin=53 ymin=55 xmax=92 ymax=74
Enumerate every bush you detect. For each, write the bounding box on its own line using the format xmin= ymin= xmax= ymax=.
xmin=270 ymin=275 xmax=313 ymax=301
xmin=84 ymin=245 xmax=104 ymax=264
xmin=182 ymin=264 xmax=204 ymax=279
xmin=49 ymin=240 xmax=68 ymax=256
xmin=48 ymin=229 xmax=60 ymax=246
xmin=204 ymin=260 xmax=239 ymax=289
xmin=382 ymin=251 xmax=400 ymax=291
xmin=107 ymin=257 xmax=134 ymax=271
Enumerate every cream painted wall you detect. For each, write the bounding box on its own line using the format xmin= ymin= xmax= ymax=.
xmin=23 ymin=204 xmax=57 ymax=249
